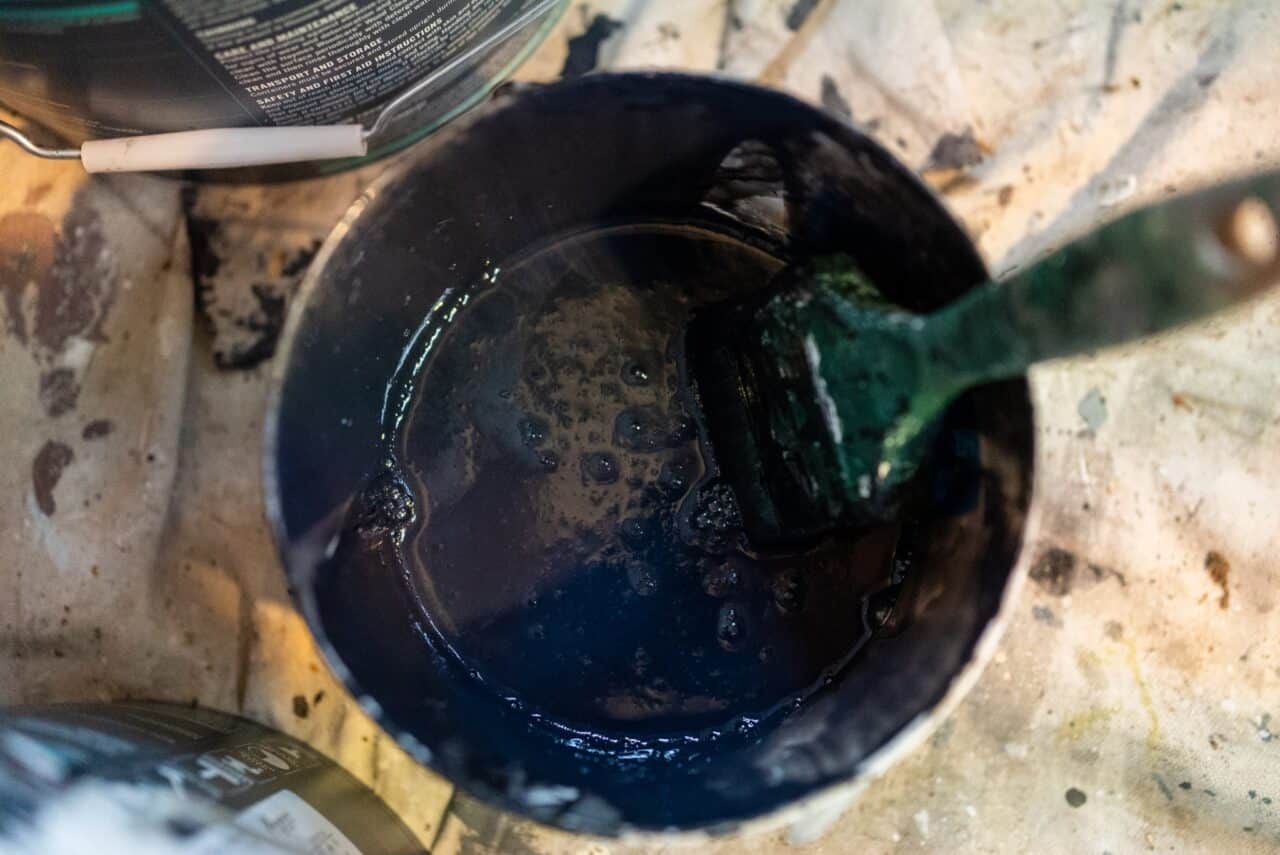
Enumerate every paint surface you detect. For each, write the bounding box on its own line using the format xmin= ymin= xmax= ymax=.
xmin=386 ymin=223 xmax=901 ymax=742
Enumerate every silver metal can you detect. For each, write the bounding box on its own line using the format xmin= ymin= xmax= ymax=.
xmin=0 ymin=0 xmax=564 ymax=167
xmin=0 ymin=702 xmax=426 ymax=854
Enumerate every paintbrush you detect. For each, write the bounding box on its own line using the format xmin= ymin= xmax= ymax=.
xmin=687 ymin=172 xmax=1280 ymax=546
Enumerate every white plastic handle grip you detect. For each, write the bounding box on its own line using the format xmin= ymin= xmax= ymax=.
xmin=79 ymin=126 xmax=367 ymax=173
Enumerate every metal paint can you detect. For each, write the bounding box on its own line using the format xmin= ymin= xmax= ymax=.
xmin=265 ymin=73 xmax=1034 ymax=837
xmin=0 ymin=0 xmax=564 ymax=171
xmin=0 ymin=701 xmax=425 ymax=853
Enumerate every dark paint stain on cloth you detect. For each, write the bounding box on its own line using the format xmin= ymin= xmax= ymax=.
xmin=0 ymin=204 xmax=115 ymax=360
xmin=222 ymin=283 xmax=288 ymax=370
xmin=1030 ymin=545 xmax=1125 ymax=596
xmin=187 ymin=195 xmax=317 ymax=370
xmin=185 ymin=210 xmax=223 ymax=283
xmin=1065 ymin=787 xmax=1087 ymax=807
xmin=1100 ymin=0 xmax=1130 ymax=91
xmin=31 ymin=205 xmax=114 ymax=356
xmin=1204 ymin=550 xmax=1230 ymax=609
xmin=1152 ymin=773 xmax=1174 ymax=801
xmin=1032 ymin=605 xmax=1061 ymax=627
xmin=38 ymin=368 xmax=79 ymax=418
xmin=785 ymin=0 xmax=821 ymax=31
xmin=82 ymin=419 xmax=114 ymax=440
xmin=926 ymin=128 xmax=984 ymax=171
xmin=32 ymin=440 xmax=74 ymax=516
xmin=561 ymin=14 xmax=623 ymax=79
xmin=819 ymin=75 xmax=853 ymax=120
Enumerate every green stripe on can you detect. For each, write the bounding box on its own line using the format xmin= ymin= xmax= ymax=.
xmin=0 ymin=2 xmax=139 ymax=22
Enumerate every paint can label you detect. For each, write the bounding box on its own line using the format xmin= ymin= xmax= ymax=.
xmin=0 ymin=0 xmax=544 ymax=137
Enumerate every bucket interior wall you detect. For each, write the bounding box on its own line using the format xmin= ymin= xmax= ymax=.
xmin=268 ymin=74 xmax=1033 ymax=834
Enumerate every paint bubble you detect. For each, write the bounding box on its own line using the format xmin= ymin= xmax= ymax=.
xmin=691 ymin=481 xmax=742 ymax=535
xmin=614 ymin=406 xmax=667 ymax=452
xmin=657 ymin=451 xmax=697 ymax=498
xmin=716 ymin=602 xmax=749 ymax=651
xmin=622 ymin=353 xmax=657 ymax=386
xmin=519 ymin=416 xmax=550 ymax=447
xmin=618 ymin=516 xmax=652 ymax=548
xmin=664 ymin=409 xmax=697 ymax=447
xmin=352 ymin=471 xmax=416 ymax=543
xmin=701 ymin=561 xmax=742 ymax=598
xmin=581 ymin=451 xmax=619 ymax=484
xmin=627 ymin=560 xmax=658 ymax=596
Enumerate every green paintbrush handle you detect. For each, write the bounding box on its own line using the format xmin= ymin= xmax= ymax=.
xmin=924 ymin=172 xmax=1280 ymax=392
xmin=690 ymin=170 xmax=1280 ymax=546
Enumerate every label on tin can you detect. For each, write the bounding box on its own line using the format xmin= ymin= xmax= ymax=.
xmin=0 ymin=0 xmax=541 ymax=137
xmin=160 ymin=0 xmax=530 ymax=126
xmin=191 ymin=789 xmax=364 ymax=854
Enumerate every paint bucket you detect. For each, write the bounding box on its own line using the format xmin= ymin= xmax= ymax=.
xmin=0 ymin=702 xmax=424 ymax=853
xmin=0 ymin=0 xmax=564 ymax=175
xmin=265 ymin=73 xmax=1033 ymax=836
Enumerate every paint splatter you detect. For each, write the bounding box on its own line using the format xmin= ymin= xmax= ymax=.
xmin=1099 ymin=0 xmax=1130 ymax=91
xmin=1032 ymin=605 xmax=1061 ymax=627
xmin=820 ymin=75 xmax=852 ymax=120
xmin=1065 ymin=787 xmax=1087 ymax=807
xmin=82 ymin=419 xmax=114 ymax=440
xmin=1204 ymin=551 xmax=1230 ymax=609
xmin=1030 ymin=546 xmax=1124 ymax=596
xmin=186 ymin=197 xmax=317 ymax=370
xmin=231 ymin=284 xmax=287 ymax=368
xmin=32 ymin=440 xmax=74 ymax=516
xmin=1077 ymin=387 xmax=1107 ymax=433
xmin=785 ymin=0 xmax=820 ymax=31
xmin=38 ymin=368 xmax=79 ymax=418
xmin=185 ymin=211 xmax=223 ymax=282
xmin=926 ymin=129 xmax=984 ymax=171
xmin=561 ymin=14 xmax=623 ymax=78
xmin=0 ymin=202 xmax=115 ymax=425
xmin=1152 ymin=774 xmax=1173 ymax=801
xmin=30 ymin=206 xmax=114 ymax=355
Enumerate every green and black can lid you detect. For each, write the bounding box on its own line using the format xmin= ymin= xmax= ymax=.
xmin=0 ymin=702 xmax=426 ymax=854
